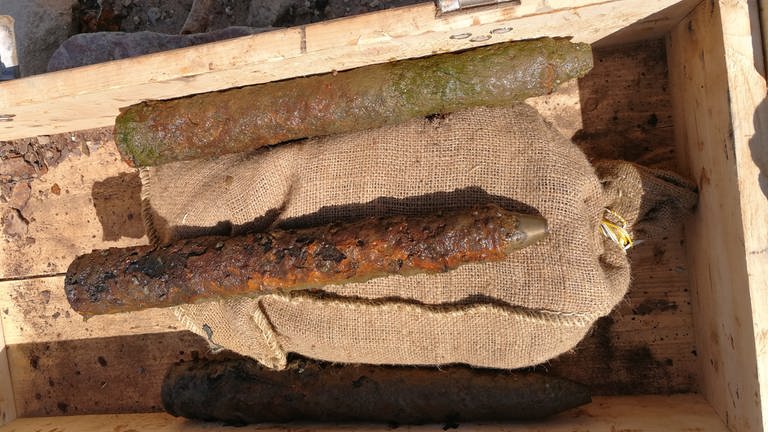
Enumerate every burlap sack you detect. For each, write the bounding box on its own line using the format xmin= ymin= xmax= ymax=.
xmin=140 ymin=104 xmax=697 ymax=370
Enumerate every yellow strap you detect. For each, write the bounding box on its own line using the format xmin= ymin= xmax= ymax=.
xmin=600 ymin=208 xmax=633 ymax=251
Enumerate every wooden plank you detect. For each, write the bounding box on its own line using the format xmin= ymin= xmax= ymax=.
xmin=0 ymin=310 xmax=15 ymax=426
xmin=572 ymin=39 xmax=678 ymax=169
xmin=762 ymin=0 xmax=768 ymax=75
xmin=0 ymin=139 xmax=148 ymax=279
xmin=667 ymin=1 xmax=768 ymax=431
xmin=0 ymin=394 xmax=729 ymax=431
xmin=0 ymin=0 xmax=699 ymax=141
xmin=530 ymin=37 xmax=679 ymax=149
xmin=0 ymin=277 xmax=180 ymax=345
xmin=0 ymin=234 xmax=696 ymax=398
xmin=1 ymin=233 xmax=697 ymax=413
xmin=0 ymin=41 xmax=697 ymax=405
xmin=548 ymin=236 xmax=697 ymax=395
xmin=590 ymin=0 xmax=700 ymax=47
xmin=6 ymin=332 xmax=209 ymax=417
xmin=532 ymin=39 xmax=696 ymax=394
xmin=527 ymin=80 xmax=583 ymax=139
xmin=0 ymin=239 xmax=696 ymax=398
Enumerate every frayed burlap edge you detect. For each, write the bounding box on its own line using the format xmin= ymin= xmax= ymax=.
xmin=139 ymin=166 xmax=162 ymax=246
xmin=277 ymin=292 xmax=597 ymax=327
xmin=172 ymin=302 xmax=289 ymax=370
xmin=171 ymin=291 xmax=597 ymax=370
xmin=251 ymin=304 xmax=288 ymax=369
xmin=135 ymin=105 xmax=696 ymax=369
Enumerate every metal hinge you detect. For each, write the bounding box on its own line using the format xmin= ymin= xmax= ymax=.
xmin=436 ymin=0 xmax=521 ymax=14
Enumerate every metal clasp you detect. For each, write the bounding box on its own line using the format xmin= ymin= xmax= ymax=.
xmin=437 ymin=0 xmax=520 ymax=14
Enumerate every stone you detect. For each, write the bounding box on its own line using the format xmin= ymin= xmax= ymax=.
xmin=47 ymin=27 xmax=272 ymax=71
xmin=147 ymin=7 xmax=161 ymax=24
xmin=8 ymin=180 xmax=31 ymax=210
xmin=2 ymin=207 xmax=28 ymax=239
xmin=0 ymin=0 xmax=77 ymax=76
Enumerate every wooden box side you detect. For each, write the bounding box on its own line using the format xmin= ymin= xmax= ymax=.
xmin=667 ymin=0 xmax=768 ymax=431
xmin=0 ymin=0 xmax=697 ymax=141
xmin=0 ymin=39 xmax=704 ymax=419
xmin=0 ymin=395 xmax=730 ymax=431
xmin=0 ymin=316 xmax=17 ymax=426
xmin=0 ymin=1 xmax=752 ymax=431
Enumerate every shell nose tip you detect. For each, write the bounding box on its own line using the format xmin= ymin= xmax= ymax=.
xmin=516 ymin=214 xmax=549 ymax=246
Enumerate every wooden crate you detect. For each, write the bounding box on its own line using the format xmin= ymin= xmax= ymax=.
xmin=0 ymin=0 xmax=765 ymax=430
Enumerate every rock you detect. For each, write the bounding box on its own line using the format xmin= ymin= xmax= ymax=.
xmin=44 ymin=149 xmax=54 ymax=160
xmin=1 ymin=183 xmax=12 ymax=203
xmin=2 ymin=208 xmax=28 ymax=239
xmin=8 ymin=180 xmax=31 ymax=211
xmin=23 ymin=150 xmax=37 ymax=164
xmin=15 ymin=140 xmax=29 ymax=155
xmin=1 ymin=0 xmax=77 ymax=76
xmin=47 ymin=27 xmax=273 ymax=71
xmin=0 ymin=157 xmax=37 ymax=180
xmin=247 ymin=0 xmax=298 ymax=27
xmin=57 ymin=146 xmax=70 ymax=163
xmin=147 ymin=7 xmax=162 ymax=24
xmin=0 ymin=143 xmax=14 ymax=157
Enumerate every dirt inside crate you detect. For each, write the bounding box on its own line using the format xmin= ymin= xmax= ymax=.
xmin=0 ymin=39 xmax=697 ymax=417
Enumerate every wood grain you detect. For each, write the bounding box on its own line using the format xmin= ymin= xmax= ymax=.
xmin=531 ymin=39 xmax=679 ymax=165
xmin=0 ymin=395 xmax=728 ymax=431
xmin=0 ymin=0 xmax=758 ymax=430
xmin=0 ymin=314 xmax=15 ymax=426
xmin=574 ymin=39 xmax=678 ymax=169
xmin=538 ymin=51 xmax=695 ymax=392
xmin=667 ymin=1 xmax=768 ymax=431
xmin=533 ymin=39 xmax=696 ymax=394
xmin=547 ymin=236 xmax=697 ymax=395
xmin=0 ymin=42 xmax=699 ymax=418
xmin=589 ymin=0 xmax=700 ymax=47
xmin=0 ymin=141 xmax=148 ymax=279
xmin=0 ymin=277 xmax=180 ymax=345
xmin=0 ymin=0 xmax=698 ymax=141
xmin=6 ymin=332 xmax=209 ymax=417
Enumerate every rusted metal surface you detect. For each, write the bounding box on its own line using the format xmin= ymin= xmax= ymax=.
xmin=162 ymin=356 xmax=591 ymax=424
xmin=65 ymin=205 xmax=547 ymax=317
xmin=115 ymin=38 xmax=593 ymax=166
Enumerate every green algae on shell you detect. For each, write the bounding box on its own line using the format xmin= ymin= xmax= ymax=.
xmin=115 ymin=38 xmax=593 ymax=167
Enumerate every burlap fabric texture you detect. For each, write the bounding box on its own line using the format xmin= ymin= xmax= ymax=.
xmin=140 ymin=104 xmax=697 ymax=370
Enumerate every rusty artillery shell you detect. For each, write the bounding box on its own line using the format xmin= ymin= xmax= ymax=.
xmin=162 ymin=357 xmax=592 ymax=424
xmin=65 ymin=205 xmax=547 ymax=317
xmin=115 ymin=38 xmax=593 ymax=166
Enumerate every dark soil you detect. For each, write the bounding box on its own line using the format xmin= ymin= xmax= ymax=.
xmin=74 ymin=0 xmax=421 ymax=34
